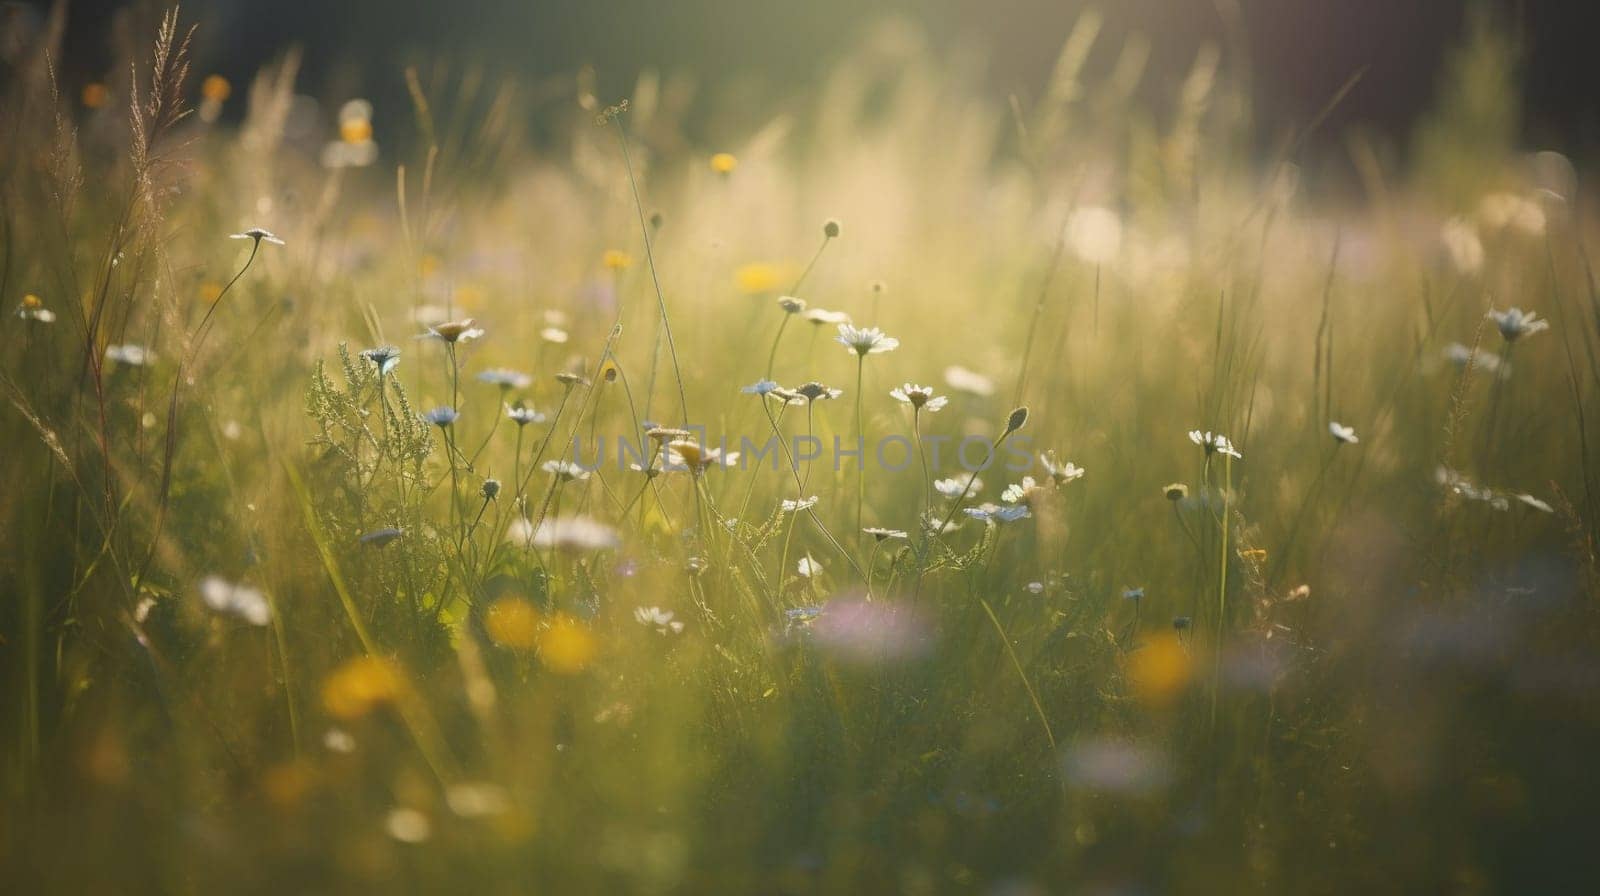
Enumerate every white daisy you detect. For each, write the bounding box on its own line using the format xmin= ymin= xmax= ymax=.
xmin=229 ymin=227 xmax=285 ymax=246
xmin=890 ymin=383 xmax=948 ymax=412
xmin=633 ymin=606 xmax=685 ymax=634
xmin=1487 ymin=307 xmax=1549 ymax=342
xmin=1188 ymin=430 xmax=1242 ymax=460
xmin=1329 ymin=421 xmax=1360 ymax=445
xmin=934 ymin=474 xmax=983 ymax=498
xmin=198 ymin=575 xmax=271 ymax=626
xmin=837 ymin=324 xmax=899 ymax=356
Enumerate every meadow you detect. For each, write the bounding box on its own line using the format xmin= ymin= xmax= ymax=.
xmin=2 ymin=7 xmax=1598 ymax=893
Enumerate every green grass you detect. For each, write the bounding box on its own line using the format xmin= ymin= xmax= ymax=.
xmin=2 ymin=8 xmax=1599 ymax=893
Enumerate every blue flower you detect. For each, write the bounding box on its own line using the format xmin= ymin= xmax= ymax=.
xmin=423 ymin=406 xmax=459 ymax=427
xmin=361 ymin=346 xmax=401 ymax=376
xmin=741 ymin=379 xmax=781 ymax=395
xmin=478 ymin=368 xmax=532 ymax=390
xmin=360 ymin=527 xmax=404 ymax=547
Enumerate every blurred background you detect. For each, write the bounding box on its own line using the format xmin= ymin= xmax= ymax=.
xmin=16 ymin=0 xmax=1600 ymax=156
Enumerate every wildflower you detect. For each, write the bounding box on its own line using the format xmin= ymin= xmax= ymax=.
xmin=423 ymin=318 xmax=485 ymax=344
xmin=863 ymin=526 xmax=908 ymax=541
xmin=944 ymin=365 xmax=996 ymax=397
xmin=478 ymin=368 xmax=532 ymax=390
xmin=481 ymin=478 xmax=501 ymax=500
xmin=634 ymin=606 xmax=685 ymax=634
xmin=837 ymin=323 xmax=899 ymax=356
xmin=921 ymin=510 xmax=962 ymax=534
xmin=1026 ymin=581 xmax=1044 ymax=594
xmin=422 ymin=406 xmax=459 ymax=427
xmin=1443 ymin=342 xmax=1505 ymax=375
xmin=934 ymin=474 xmax=982 ymax=498
xmin=803 ymin=308 xmax=851 ymax=326
xmin=796 ymin=556 xmax=822 ymax=577
xmin=1066 ymin=206 xmax=1122 ymax=264
xmin=505 ymin=404 xmax=547 ymax=426
xmin=1004 ymin=407 xmax=1029 ymax=435
xmin=1122 ymin=587 xmax=1145 ymax=602
xmin=742 ymin=379 xmax=782 ymax=396
xmin=767 ymin=387 xmax=806 ymax=406
xmin=811 ymin=599 xmax=931 ymax=665
xmin=555 ymin=371 xmax=589 ymax=387
xmin=201 ymin=74 xmax=231 ymax=103
xmin=519 ymin=515 xmax=621 ymax=551
xmin=229 ymin=227 xmax=285 ymax=247
xmin=665 ymin=440 xmax=739 ymax=473
xmin=321 ymin=656 xmax=403 ymax=720
xmin=541 ymin=327 xmax=570 ymax=344
xmin=485 ymin=597 xmax=542 ymax=649
xmin=1188 ymin=430 xmax=1242 ymax=459
xmin=964 ymin=502 xmax=1032 ymax=523
xmin=786 ymin=605 xmax=823 ymax=625
xmin=1001 ymin=476 xmax=1040 ymax=504
xmin=1441 ymin=217 xmax=1484 ymax=274
xmin=15 ymin=294 xmax=55 ymax=323
xmin=1329 ymin=421 xmax=1360 ymax=445
xmin=1039 ymin=451 xmax=1085 ymax=484
xmin=602 ymin=249 xmax=632 ymax=271
xmin=1487 ymin=307 xmax=1549 ymax=342
xmin=1173 ymin=616 xmax=1192 ymax=631
xmin=542 ymin=459 xmax=591 ymax=482
xmin=735 ymin=262 xmax=781 ymax=294
xmin=710 ymin=152 xmax=738 ymax=174
xmin=198 ymin=576 xmax=271 ymax=626
xmin=538 ymin=614 xmax=597 ymax=674
xmin=359 ymin=527 xmax=404 ymax=547
xmin=1124 ymin=633 xmax=1193 ymax=710
xmin=794 ymin=381 xmax=843 ymax=403
xmin=322 ymin=728 xmax=356 ymax=754
xmin=360 ymin=346 xmax=401 ymax=375
xmin=890 ymin=383 xmax=948 ymax=412
xmin=385 ymin=809 xmax=432 ymax=844
xmin=823 ymin=218 xmax=841 ymax=238
xmin=81 ymin=82 xmax=109 ymax=108
xmin=1514 ymin=493 xmax=1554 ymax=513
xmin=645 ymin=426 xmax=692 ymax=444
xmin=778 ymin=296 xmax=806 ymax=314
xmin=1286 ymin=584 xmax=1312 ymax=602
xmin=1164 ymin=483 xmax=1189 ymax=501
xmin=1479 ymin=192 xmax=1546 ymax=236
xmin=340 ymin=118 xmax=373 ymax=144
xmin=781 ymin=496 xmax=819 ymax=513
xmin=105 ymin=344 xmax=152 ymax=367
xmin=446 ymin=783 xmax=511 ymax=818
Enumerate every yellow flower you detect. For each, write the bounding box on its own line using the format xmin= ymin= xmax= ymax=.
xmin=538 ymin=614 xmax=597 ymax=674
xmin=486 ymin=597 xmax=542 ymax=649
xmin=81 ymin=83 xmax=108 ymax=109
xmin=21 ymin=293 xmax=41 ymax=309
xmin=321 ymin=656 xmax=403 ymax=720
xmin=452 ymin=284 xmax=485 ymax=311
xmin=198 ymin=281 xmax=224 ymax=304
xmin=735 ymin=262 xmax=782 ymax=295
xmin=201 ymin=74 xmax=231 ymax=103
xmin=1125 ymin=632 xmax=1192 ymax=709
xmin=601 ymin=249 xmax=632 ymax=271
xmin=341 ymin=118 xmax=373 ymax=145
xmin=709 ymin=152 xmax=738 ymax=175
